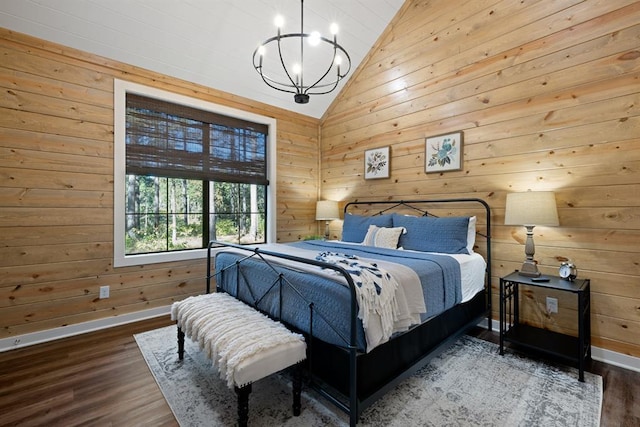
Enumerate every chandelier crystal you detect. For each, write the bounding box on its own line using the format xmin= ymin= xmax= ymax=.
xmin=252 ymin=0 xmax=352 ymax=104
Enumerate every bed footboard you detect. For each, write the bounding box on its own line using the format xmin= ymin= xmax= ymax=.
xmin=207 ymin=240 xmax=362 ymax=426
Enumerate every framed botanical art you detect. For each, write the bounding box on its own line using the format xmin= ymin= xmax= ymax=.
xmin=425 ymin=131 xmax=463 ymax=173
xmin=364 ymin=146 xmax=390 ymax=179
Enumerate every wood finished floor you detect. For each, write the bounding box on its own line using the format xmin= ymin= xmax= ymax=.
xmin=0 ymin=318 xmax=638 ymax=426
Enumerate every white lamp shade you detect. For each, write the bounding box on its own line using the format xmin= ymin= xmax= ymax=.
xmin=315 ymin=200 xmax=340 ymax=220
xmin=504 ymin=191 xmax=559 ymax=226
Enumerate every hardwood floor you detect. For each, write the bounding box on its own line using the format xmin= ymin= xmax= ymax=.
xmin=0 ymin=317 xmax=177 ymax=427
xmin=0 ymin=318 xmax=638 ymax=426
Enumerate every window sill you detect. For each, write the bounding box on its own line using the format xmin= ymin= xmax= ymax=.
xmin=113 ymin=248 xmax=208 ymax=268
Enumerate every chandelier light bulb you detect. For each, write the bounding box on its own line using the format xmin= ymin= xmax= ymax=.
xmin=292 ymin=63 xmax=301 ymax=75
xmin=330 ymin=23 xmax=339 ymax=35
xmin=274 ymin=15 xmax=284 ymax=28
xmin=334 ymin=55 xmax=342 ymax=65
xmin=308 ymin=31 xmax=321 ymax=46
xmin=257 ymin=45 xmax=266 ymax=56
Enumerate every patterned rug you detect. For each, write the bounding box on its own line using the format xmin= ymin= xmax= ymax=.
xmin=135 ymin=326 xmax=602 ymax=426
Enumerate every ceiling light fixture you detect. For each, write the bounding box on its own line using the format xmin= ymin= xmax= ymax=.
xmin=252 ymin=0 xmax=352 ymax=104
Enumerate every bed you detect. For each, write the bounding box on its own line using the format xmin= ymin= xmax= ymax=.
xmin=206 ymin=198 xmax=492 ymax=426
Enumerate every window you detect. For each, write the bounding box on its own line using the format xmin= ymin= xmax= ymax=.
xmin=114 ymin=80 xmax=277 ymax=267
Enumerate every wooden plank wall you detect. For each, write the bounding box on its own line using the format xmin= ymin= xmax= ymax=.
xmin=320 ymin=0 xmax=640 ymax=358
xmin=0 ymin=28 xmax=320 ymax=339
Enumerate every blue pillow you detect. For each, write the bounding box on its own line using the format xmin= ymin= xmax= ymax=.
xmin=392 ymin=214 xmax=470 ymax=254
xmin=341 ymin=214 xmax=393 ymax=243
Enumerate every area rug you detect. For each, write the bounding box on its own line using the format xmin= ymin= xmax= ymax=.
xmin=134 ymin=326 xmax=602 ymax=426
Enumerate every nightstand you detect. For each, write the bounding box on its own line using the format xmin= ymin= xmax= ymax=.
xmin=499 ymin=271 xmax=591 ymax=381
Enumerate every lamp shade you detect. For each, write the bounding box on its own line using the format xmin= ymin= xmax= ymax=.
xmin=504 ymin=191 xmax=559 ymax=226
xmin=315 ymin=200 xmax=340 ymax=220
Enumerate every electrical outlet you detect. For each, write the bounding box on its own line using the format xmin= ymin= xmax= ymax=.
xmin=546 ymin=296 xmax=558 ymax=314
xmin=99 ymin=285 xmax=110 ymax=299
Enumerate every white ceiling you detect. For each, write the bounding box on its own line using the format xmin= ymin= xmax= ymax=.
xmin=0 ymin=0 xmax=405 ymax=119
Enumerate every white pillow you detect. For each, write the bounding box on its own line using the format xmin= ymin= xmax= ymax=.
xmin=467 ymin=216 xmax=477 ymax=253
xmin=362 ymin=225 xmax=405 ymax=249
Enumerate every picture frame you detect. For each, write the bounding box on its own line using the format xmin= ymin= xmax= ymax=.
xmin=425 ymin=131 xmax=463 ymax=173
xmin=364 ymin=146 xmax=390 ymax=180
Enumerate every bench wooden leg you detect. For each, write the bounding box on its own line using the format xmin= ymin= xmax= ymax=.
xmin=235 ymin=383 xmax=252 ymax=427
xmin=177 ymin=326 xmax=185 ymax=360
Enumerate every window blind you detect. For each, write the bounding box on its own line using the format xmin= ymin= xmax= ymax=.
xmin=126 ymin=94 xmax=268 ymax=185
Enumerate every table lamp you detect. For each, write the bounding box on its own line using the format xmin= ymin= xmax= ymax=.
xmin=315 ymin=200 xmax=339 ymax=240
xmin=504 ymin=191 xmax=559 ymax=277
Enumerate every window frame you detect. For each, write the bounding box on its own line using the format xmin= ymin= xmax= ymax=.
xmin=113 ymin=79 xmax=277 ymax=267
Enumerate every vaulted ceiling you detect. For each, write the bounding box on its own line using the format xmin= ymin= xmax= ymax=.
xmin=0 ymin=0 xmax=405 ymax=118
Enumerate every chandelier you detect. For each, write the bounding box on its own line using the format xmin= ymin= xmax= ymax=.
xmin=252 ymin=0 xmax=352 ymax=104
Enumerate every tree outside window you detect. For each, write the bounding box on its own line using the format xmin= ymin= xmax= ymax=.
xmin=124 ymin=94 xmax=268 ymax=255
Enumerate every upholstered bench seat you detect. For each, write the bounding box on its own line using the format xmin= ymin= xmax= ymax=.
xmin=171 ymin=292 xmax=306 ymax=426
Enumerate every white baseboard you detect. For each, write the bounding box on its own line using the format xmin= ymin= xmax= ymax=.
xmin=0 ymin=305 xmax=171 ymax=353
xmin=590 ymin=346 xmax=640 ymax=373
xmin=2 ymin=310 xmax=638 ymax=374
xmin=480 ymin=318 xmax=640 ymax=374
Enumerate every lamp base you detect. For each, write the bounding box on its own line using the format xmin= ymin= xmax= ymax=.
xmin=518 ymin=260 xmax=541 ymax=277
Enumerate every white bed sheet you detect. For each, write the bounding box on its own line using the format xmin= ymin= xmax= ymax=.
xmin=439 ymin=252 xmax=486 ymax=303
xmin=330 ymin=241 xmax=487 ymax=304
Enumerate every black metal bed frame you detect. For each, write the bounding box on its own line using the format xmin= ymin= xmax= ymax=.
xmin=206 ymin=198 xmax=491 ymax=426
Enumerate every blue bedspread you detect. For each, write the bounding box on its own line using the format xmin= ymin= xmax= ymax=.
xmin=214 ymin=240 xmax=462 ymax=352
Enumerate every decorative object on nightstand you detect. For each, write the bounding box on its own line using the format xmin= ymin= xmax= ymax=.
xmin=504 ymin=190 xmax=559 ymax=277
xmin=315 ymin=200 xmax=339 ymax=240
xmin=559 ymin=261 xmax=578 ymax=281
xmin=499 ymin=272 xmax=591 ymax=381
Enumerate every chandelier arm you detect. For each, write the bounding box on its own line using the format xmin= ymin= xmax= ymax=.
xmin=258 ymin=71 xmax=299 ymax=94
xmin=302 ymin=46 xmax=337 ymax=95
xmin=302 ymin=37 xmax=351 ymax=95
xmin=306 ymin=77 xmax=340 ymax=95
xmin=277 ymin=34 xmax=302 ymax=93
xmin=254 ymin=59 xmax=296 ymax=92
xmin=253 ymin=34 xmax=311 ymax=93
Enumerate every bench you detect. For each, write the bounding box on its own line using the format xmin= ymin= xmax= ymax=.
xmin=171 ymin=292 xmax=307 ymax=427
